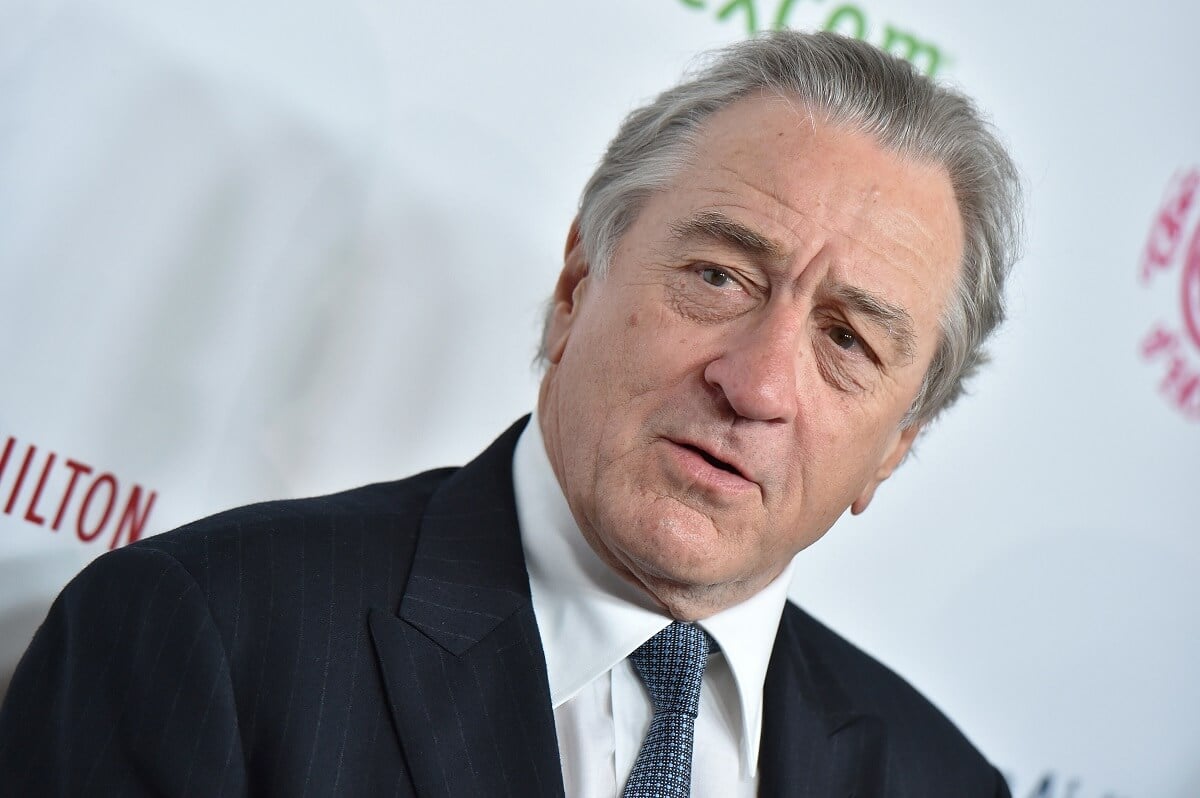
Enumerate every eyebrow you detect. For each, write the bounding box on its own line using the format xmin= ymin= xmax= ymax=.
xmin=828 ymin=283 xmax=917 ymax=362
xmin=668 ymin=210 xmax=787 ymax=265
xmin=670 ymin=210 xmax=919 ymax=362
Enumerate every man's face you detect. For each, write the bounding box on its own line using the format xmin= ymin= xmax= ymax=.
xmin=539 ymin=94 xmax=964 ymax=620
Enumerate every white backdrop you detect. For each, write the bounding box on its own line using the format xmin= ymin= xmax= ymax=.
xmin=2 ymin=1 xmax=1198 ymax=795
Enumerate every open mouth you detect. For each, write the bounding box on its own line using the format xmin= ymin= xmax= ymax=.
xmin=681 ymin=443 xmax=742 ymax=477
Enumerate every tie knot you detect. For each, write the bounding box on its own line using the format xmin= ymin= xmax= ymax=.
xmin=628 ymin=622 xmax=711 ymax=717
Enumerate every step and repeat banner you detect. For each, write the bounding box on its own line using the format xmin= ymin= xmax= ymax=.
xmin=2 ymin=0 xmax=1197 ymax=794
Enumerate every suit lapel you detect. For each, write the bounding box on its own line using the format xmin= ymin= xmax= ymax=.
xmin=758 ymin=609 xmax=887 ymax=798
xmin=369 ymin=418 xmax=565 ymax=798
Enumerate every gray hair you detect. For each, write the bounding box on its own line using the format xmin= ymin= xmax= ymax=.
xmin=546 ymin=30 xmax=1022 ymax=427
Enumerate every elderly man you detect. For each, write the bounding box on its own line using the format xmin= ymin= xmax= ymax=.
xmin=0 ymin=30 xmax=1019 ymax=797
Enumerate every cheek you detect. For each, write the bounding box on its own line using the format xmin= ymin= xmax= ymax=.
xmin=772 ymin=420 xmax=877 ymax=507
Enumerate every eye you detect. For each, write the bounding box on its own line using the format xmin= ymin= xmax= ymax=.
xmin=699 ymin=267 xmax=733 ymax=287
xmin=828 ymin=325 xmax=860 ymax=351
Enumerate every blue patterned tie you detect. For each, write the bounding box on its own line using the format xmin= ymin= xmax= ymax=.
xmin=622 ymin=622 xmax=712 ymax=798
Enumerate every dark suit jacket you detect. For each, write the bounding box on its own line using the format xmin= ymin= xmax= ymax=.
xmin=0 ymin=418 xmax=1010 ymax=797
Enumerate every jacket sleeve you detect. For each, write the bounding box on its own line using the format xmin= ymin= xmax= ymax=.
xmin=0 ymin=545 xmax=248 ymax=796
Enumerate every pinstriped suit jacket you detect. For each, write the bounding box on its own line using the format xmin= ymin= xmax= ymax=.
xmin=0 ymin=418 xmax=1010 ymax=797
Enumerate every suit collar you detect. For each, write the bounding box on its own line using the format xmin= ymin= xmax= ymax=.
xmin=774 ymin=607 xmax=870 ymax=735
xmin=397 ymin=416 xmax=534 ymax=654
xmin=757 ymin=606 xmax=887 ymax=797
xmin=370 ymin=417 xmax=565 ymax=798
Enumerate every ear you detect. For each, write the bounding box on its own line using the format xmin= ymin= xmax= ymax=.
xmin=850 ymin=423 xmax=922 ymax=515
xmin=544 ymin=217 xmax=592 ymax=364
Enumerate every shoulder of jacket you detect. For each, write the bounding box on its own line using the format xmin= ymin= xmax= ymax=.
xmin=103 ymin=466 xmax=459 ymax=579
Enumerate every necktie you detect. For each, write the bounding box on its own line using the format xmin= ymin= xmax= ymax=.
xmin=622 ymin=622 xmax=712 ymax=798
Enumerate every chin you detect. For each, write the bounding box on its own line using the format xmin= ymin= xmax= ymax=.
xmin=628 ymin=559 xmax=756 ymax=622
xmin=619 ymin=504 xmax=740 ymax=586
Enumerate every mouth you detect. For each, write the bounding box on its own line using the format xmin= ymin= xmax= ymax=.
xmin=680 ymin=444 xmax=744 ymax=478
xmin=661 ymin=437 xmax=760 ymax=497
xmin=666 ymin=437 xmax=758 ymax=491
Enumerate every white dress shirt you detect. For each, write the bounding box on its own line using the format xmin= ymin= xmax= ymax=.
xmin=513 ymin=414 xmax=797 ymax=797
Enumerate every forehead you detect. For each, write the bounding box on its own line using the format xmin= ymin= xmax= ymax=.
xmin=678 ymin=94 xmax=961 ymax=245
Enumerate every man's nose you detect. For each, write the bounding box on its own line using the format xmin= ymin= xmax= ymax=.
xmin=702 ymin=314 xmax=800 ymax=423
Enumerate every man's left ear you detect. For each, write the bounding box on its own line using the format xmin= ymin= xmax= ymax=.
xmin=850 ymin=423 xmax=922 ymax=515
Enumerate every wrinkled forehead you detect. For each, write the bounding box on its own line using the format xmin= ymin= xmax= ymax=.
xmin=673 ymin=93 xmax=964 ymax=259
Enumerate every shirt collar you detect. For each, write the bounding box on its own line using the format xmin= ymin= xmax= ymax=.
xmin=513 ymin=412 xmax=796 ymax=776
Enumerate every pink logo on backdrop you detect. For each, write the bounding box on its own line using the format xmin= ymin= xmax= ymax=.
xmin=1140 ymin=167 xmax=1200 ymax=420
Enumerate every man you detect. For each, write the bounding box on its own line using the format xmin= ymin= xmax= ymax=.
xmin=0 ymin=30 xmax=1020 ymax=797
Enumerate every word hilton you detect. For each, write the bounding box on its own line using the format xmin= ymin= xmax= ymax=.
xmin=0 ymin=435 xmax=157 ymax=549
